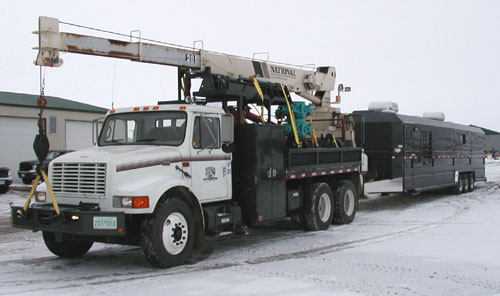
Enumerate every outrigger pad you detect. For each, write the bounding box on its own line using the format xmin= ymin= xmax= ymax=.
xmin=33 ymin=133 xmax=50 ymax=163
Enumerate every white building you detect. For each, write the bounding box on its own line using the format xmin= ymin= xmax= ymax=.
xmin=0 ymin=91 xmax=107 ymax=182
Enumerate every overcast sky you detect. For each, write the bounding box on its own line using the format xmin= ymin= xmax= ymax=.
xmin=1 ymin=0 xmax=499 ymax=131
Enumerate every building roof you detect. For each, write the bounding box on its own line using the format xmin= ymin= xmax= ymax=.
xmin=0 ymin=91 xmax=108 ymax=114
xmin=470 ymin=125 xmax=500 ymax=135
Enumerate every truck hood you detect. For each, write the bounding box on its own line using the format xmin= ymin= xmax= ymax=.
xmin=52 ymin=145 xmax=182 ymax=169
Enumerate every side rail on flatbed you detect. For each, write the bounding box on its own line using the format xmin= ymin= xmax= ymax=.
xmin=286 ymin=147 xmax=362 ymax=180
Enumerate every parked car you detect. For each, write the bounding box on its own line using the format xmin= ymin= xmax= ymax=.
xmin=18 ymin=150 xmax=73 ymax=184
xmin=0 ymin=167 xmax=12 ymax=193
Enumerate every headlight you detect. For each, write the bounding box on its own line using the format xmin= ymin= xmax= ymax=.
xmin=35 ymin=192 xmax=46 ymax=203
xmin=7 ymin=170 xmax=11 ymax=177
xmin=32 ymin=164 xmax=37 ymax=170
xmin=113 ymin=196 xmax=149 ymax=208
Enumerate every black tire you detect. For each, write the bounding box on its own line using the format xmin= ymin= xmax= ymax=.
xmin=468 ymin=174 xmax=475 ymax=192
xmin=42 ymin=231 xmax=93 ymax=258
xmin=303 ymin=182 xmax=334 ymax=231
xmin=0 ymin=185 xmax=8 ymax=194
xmin=141 ymin=198 xmax=195 ymax=268
xmin=454 ymin=174 xmax=464 ymax=195
xmin=22 ymin=177 xmax=33 ymax=185
xmin=333 ymin=180 xmax=358 ymax=225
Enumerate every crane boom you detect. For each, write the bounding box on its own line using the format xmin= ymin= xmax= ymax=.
xmin=34 ymin=16 xmax=336 ymax=105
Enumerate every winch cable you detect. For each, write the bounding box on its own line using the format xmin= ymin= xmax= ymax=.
xmin=24 ymin=67 xmax=60 ymax=215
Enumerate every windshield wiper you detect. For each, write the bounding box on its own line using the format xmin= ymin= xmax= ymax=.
xmin=107 ymin=139 xmax=124 ymax=145
xmin=136 ymin=138 xmax=157 ymax=143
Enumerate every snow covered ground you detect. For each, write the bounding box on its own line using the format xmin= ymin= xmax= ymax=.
xmin=1 ymin=161 xmax=500 ymax=295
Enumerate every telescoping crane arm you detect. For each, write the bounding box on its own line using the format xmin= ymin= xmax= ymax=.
xmin=34 ymin=16 xmax=336 ymax=106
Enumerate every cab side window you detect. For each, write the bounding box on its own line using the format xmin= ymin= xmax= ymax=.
xmin=192 ymin=117 xmax=220 ymax=149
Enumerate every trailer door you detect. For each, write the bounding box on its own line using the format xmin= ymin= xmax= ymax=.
xmin=403 ymin=125 xmax=414 ymax=190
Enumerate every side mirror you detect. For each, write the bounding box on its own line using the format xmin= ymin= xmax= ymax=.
xmin=221 ymin=114 xmax=234 ymax=144
xmin=92 ymin=118 xmax=103 ymax=145
xmin=338 ymin=84 xmax=344 ymax=91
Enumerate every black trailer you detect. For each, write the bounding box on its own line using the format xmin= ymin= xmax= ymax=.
xmin=353 ymin=110 xmax=486 ymax=194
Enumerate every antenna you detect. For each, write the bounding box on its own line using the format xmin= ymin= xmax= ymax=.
xmin=111 ymin=61 xmax=117 ymax=109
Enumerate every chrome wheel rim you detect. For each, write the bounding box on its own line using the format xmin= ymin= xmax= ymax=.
xmin=318 ymin=193 xmax=332 ymax=222
xmin=344 ymin=190 xmax=355 ymax=216
xmin=162 ymin=212 xmax=188 ymax=255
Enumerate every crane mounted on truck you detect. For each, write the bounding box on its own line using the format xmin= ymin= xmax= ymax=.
xmin=11 ymin=16 xmax=366 ymax=268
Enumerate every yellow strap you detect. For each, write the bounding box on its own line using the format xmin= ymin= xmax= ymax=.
xmin=309 ymin=116 xmax=319 ymax=148
xmin=333 ymin=134 xmax=339 ymax=148
xmin=41 ymin=170 xmax=60 ymax=215
xmin=251 ymin=77 xmax=266 ymax=123
xmin=23 ymin=171 xmax=60 ymax=215
xmin=23 ymin=175 xmax=41 ymax=211
xmin=180 ymin=76 xmax=186 ymax=93
xmin=280 ymin=83 xmax=302 ymax=148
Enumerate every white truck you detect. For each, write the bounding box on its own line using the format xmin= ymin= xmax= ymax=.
xmin=11 ymin=17 xmax=365 ymax=268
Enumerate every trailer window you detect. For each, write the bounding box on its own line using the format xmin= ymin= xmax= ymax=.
xmin=192 ymin=116 xmax=220 ymax=149
xmin=405 ymin=129 xmax=412 ymax=140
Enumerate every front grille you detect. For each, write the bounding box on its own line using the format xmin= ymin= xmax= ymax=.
xmin=51 ymin=163 xmax=106 ymax=195
xmin=0 ymin=169 xmax=8 ymax=178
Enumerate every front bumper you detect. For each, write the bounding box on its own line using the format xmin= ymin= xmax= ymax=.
xmin=11 ymin=204 xmax=126 ymax=236
xmin=0 ymin=178 xmax=12 ymax=186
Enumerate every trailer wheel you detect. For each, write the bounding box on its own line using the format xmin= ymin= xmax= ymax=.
xmin=42 ymin=231 xmax=93 ymax=258
xmin=141 ymin=198 xmax=194 ymax=268
xmin=303 ymin=183 xmax=334 ymax=231
xmin=468 ymin=174 xmax=475 ymax=192
xmin=463 ymin=174 xmax=471 ymax=192
xmin=454 ymin=174 xmax=464 ymax=195
xmin=333 ymin=180 xmax=358 ymax=225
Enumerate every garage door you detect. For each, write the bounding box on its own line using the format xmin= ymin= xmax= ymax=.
xmin=65 ymin=120 xmax=95 ymax=150
xmin=0 ymin=116 xmax=38 ymax=182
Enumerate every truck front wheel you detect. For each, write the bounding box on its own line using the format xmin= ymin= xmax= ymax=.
xmin=303 ymin=182 xmax=334 ymax=231
xmin=141 ymin=198 xmax=195 ymax=268
xmin=42 ymin=231 xmax=93 ymax=258
xmin=333 ymin=180 xmax=358 ymax=225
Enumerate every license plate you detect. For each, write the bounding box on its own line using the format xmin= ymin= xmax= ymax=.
xmin=0 ymin=181 xmax=4 ymax=185
xmin=93 ymin=216 xmax=117 ymax=229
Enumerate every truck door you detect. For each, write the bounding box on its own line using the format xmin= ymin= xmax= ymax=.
xmin=190 ymin=115 xmax=231 ymax=202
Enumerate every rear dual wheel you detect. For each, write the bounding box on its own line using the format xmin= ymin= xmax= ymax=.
xmin=333 ymin=180 xmax=357 ymax=225
xmin=303 ymin=183 xmax=334 ymax=231
xmin=302 ymin=180 xmax=358 ymax=231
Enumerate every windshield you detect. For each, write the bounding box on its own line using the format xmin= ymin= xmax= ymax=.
xmin=98 ymin=111 xmax=187 ymax=146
